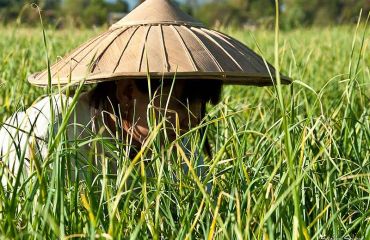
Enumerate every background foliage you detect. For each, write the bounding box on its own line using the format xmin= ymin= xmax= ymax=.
xmin=0 ymin=0 xmax=369 ymax=29
xmin=0 ymin=22 xmax=369 ymax=238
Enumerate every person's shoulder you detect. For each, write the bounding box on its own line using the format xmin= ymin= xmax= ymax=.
xmin=27 ymin=94 xmax=71 ymax=116
xmin=1 ymin=92 xmax=92 ymax=139
xmin=0 ymin=111 xmax=27 ymax=134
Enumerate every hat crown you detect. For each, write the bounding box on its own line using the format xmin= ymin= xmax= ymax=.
xmin=111 ymin=0 xmax=204 ymax=29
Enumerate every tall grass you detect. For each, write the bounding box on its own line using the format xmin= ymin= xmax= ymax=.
xmin=0 ymin=15 xmax=369 ymax=239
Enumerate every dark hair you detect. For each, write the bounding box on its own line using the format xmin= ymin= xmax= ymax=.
xmin=89 ymin=79 xmax=222 ymax=158
xmin=89 ymin=81 xmax=119 ymax=115
xmin=134 ymin=79 xmax=222 ymax=105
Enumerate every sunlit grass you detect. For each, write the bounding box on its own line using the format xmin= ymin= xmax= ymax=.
xmin=0 ymin=17 xmax=369 ymax=239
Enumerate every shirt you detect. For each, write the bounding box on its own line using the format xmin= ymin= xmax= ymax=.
xmin=0 ymin=92 xmax=98 ymax=187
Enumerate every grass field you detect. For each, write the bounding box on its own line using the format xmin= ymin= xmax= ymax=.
xmin=0 ymin=19 xmax=369 ymax=239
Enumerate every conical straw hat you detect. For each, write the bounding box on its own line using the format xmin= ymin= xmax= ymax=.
xmin=28 ymin=0 xmax=291 ymax=86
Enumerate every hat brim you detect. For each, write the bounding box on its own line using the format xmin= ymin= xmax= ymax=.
xmin=28 ymin=71 xmax=292 ymax=87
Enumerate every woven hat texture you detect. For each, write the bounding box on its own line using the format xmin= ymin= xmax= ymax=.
xmin=28 ymin=0 xmax=291 ymax=86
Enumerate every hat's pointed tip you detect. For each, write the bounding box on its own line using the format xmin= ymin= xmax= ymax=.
xmin=110 ymin=0 xmax=203 ymax=28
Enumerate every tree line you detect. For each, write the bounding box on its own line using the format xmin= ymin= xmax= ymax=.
xmin=0 ymin=0 xmax=128 ymax=27
xmin=191 ymin=0 xmax=369 ymax=29
xmin=0 ymin=0 xmax=369 ymax=29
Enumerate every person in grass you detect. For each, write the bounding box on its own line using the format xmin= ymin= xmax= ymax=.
xmin=0 ymin=78 xmax=221 ymax=187
xmin=0 ymin=0 xmax=290 ymax=187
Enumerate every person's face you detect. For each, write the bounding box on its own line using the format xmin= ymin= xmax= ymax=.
xmin=115 ymin=79 xmax=203 ymax=143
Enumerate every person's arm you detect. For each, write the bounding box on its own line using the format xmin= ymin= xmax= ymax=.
xmin=0 ymin=111 xmax=35 ymax=187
